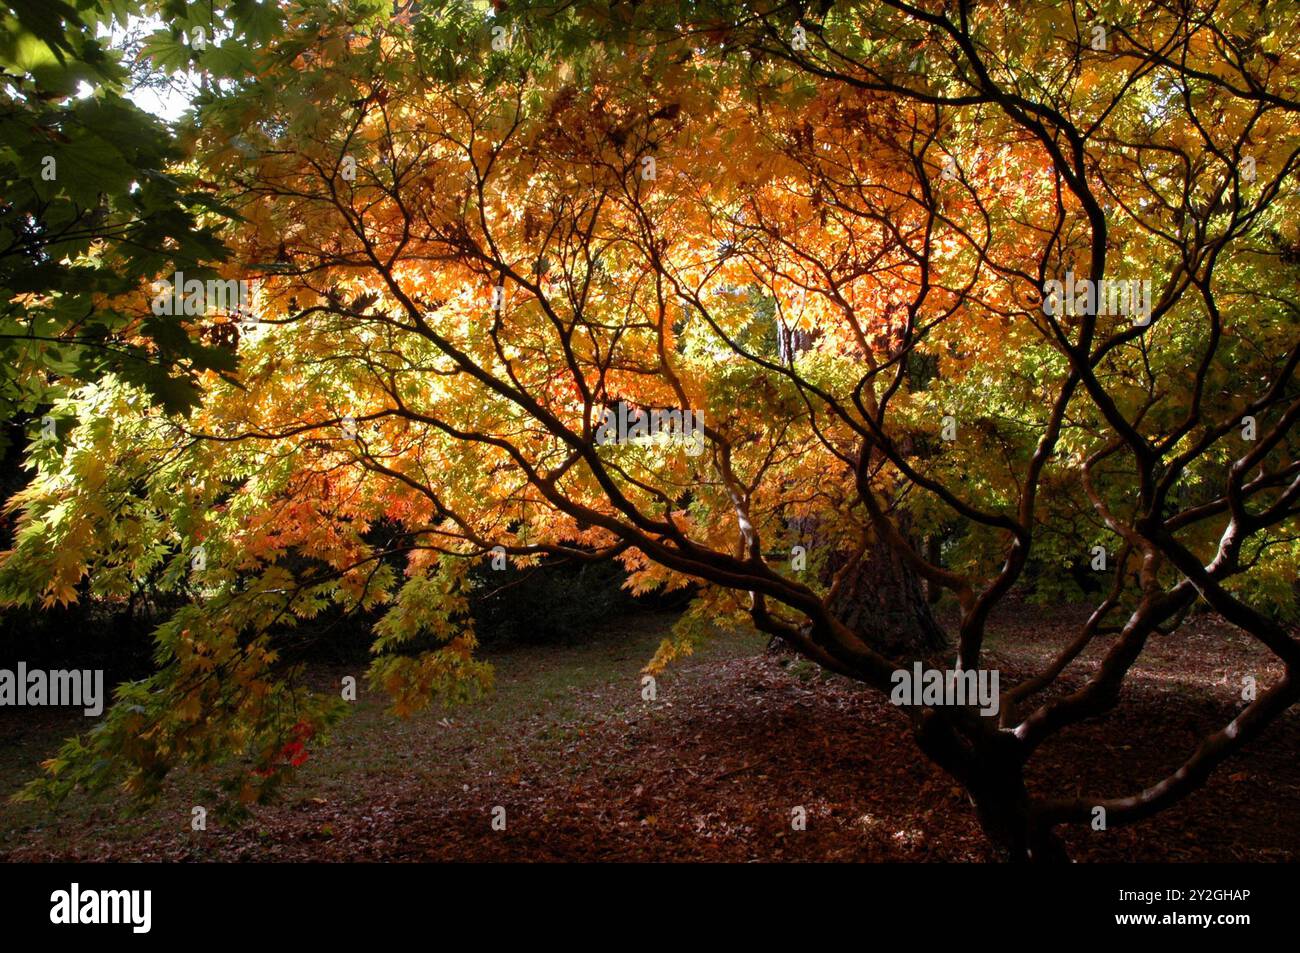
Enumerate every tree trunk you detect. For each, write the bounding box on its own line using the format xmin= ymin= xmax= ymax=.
xmin=824 ymin=528 xmax=949 ymax=661
xmin=918 ymin=719 xmax=1071 ymax=863
xmin=967 ymin=759 xmax=1069 ymax=862
xmin=924 ymin=534 xmax=944 ymax=605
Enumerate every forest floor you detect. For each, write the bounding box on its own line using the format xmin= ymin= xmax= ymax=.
xmin=2 ymin=601 xmax=1297 ymax=862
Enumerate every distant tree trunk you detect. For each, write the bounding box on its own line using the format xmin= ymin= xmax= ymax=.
xmin=924 ymin=534 xmax=944 ymax=605
xmin=826 ymin=530 xmax=948 ymax=660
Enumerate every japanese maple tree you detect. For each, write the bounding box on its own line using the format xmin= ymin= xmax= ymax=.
xmin=3 ymin=0 xmax=1298 ymax=860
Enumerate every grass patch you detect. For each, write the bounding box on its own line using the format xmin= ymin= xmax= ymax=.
xmin=0 ymin=610 xmax=760 ymax=858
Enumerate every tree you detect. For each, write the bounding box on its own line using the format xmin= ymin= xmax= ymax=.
xmin=0 ymin=0 xmax=258 ymax=434
xmin=3 ymin=0 xmax=1298 ymax=859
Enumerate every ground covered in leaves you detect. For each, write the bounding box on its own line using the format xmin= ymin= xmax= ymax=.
xmin=2 ymin=602 xmax=1297 ymax=862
